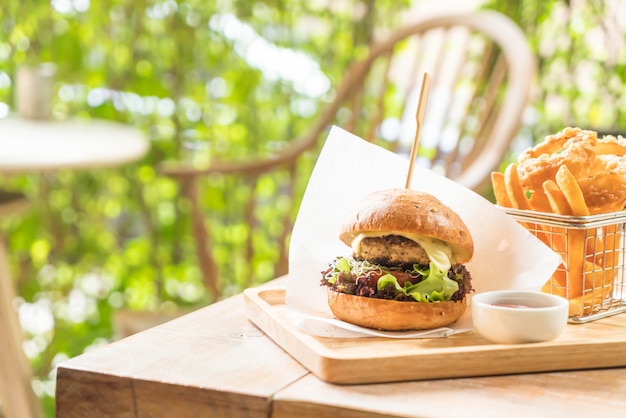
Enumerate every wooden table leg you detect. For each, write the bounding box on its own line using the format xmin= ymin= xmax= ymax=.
xmin=0 ymin=239 xmax=44 ymax=418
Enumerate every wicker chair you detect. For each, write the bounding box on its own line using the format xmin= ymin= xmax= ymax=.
xmin=160 ymin=10 xmax=535 ymax=300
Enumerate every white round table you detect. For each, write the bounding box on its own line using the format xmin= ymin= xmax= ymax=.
xmin=0 ymin=116 xmax=149 ymax=173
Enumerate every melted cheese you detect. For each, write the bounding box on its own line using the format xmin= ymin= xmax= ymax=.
xmin=351 ymin=231 xmax=452 ymax=272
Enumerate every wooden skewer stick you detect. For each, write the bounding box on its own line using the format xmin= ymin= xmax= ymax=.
xmin=404 ymin=72 xmax=432 ymax=189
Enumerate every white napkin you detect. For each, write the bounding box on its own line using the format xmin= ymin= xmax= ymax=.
xmin=286 ymin=126 xmax=560 ymax=338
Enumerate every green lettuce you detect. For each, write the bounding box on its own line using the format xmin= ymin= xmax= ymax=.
xmin=327 ymin=257 xmax=351 ymax=284
xmin=377 ymin=263 xmax=459 ymax=302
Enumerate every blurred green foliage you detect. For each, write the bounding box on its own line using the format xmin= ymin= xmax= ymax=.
xmin=0 ymin=1 xmax=625 ymax=416
xmin=485 ymin=0 xmax=626 ymax=161
xmin=0 ymin=0 xmax=408 ymax=415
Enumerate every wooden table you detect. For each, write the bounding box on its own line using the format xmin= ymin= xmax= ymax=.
xmin=56 ymin=277 xmax=626 ymax=418
xmin=0 ymin=115 xmax=148 ymax=418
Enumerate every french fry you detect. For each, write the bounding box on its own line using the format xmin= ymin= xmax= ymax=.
xmin=568 ymin=291 xmax=602 ymax=317
xmin=541 ymin=267 xmax=567 ymax=297
xmin=547 ymin=168 xmax=614 ymax=314
xmin=545 ymin=176 xmax=605 ymax=261
xmin=583 ymin=260 xmax=613 ymax=296
xmin=543 ymin=180 xmax=573 ymax=216
xmin=540 ymin=179 xmax=570 ymax=290
xmin=553 ymin=164 xmax=608 ymax=282
xmin=554 ymin=165 xmax=590 ymax=300
xmin=596 ymin=224 xmax=619 ymax=294
xmin=565 ymin=231 xmax=586 ymax=298
xmin=503 ymin=163 xmax=557 ymax=248
xmin=566 ymin=237 xmax=585 ymax=298
xmin=504 ymin=163 xmax=530 ymax=210
xmin=600 ymin=225 xmax=618 ymax=267
xmin=490 ymin=171 xmax=512 ymax=207
xmin=584 ymin=229 xmax=604 ymax=265
xmin=555 ymin=165 xmax=589 ymax=217
xmin=528 ymin=189 xmax=552 ymax=213
xmin=541 ymin=258 xmax=607 ymax=314
xmin=566 ymin=288 xmax=607 ymax=316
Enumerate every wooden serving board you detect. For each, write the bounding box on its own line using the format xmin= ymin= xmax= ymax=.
xmin=243 ymin=286 xmax=626 ymax=385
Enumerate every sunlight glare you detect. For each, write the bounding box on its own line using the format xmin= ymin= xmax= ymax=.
xmin=209 ymin=13 xmax=330 ymax=98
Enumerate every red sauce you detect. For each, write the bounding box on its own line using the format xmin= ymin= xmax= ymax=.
xmin=492 ymin=303 xmax=531 ymax=309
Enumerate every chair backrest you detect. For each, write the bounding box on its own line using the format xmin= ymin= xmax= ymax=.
xmin=161 ymin=10 xmax=535 ymax=300
xmin=335 ymin=10 xmax=535 ymax=191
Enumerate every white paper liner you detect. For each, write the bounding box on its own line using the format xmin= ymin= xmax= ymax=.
xmin=286 ymin=126 xmax=560 ymax=338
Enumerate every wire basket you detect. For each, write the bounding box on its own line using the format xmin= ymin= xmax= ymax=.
xmin=503 ymin=207 xmax=626 ymax=323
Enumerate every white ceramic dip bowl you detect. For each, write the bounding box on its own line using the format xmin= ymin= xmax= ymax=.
xmin=471 ymin=290 xmax=569 ymax=344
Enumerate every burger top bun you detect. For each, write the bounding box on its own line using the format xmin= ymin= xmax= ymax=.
xmin=338 ymin=188 xmax=474 ymax=264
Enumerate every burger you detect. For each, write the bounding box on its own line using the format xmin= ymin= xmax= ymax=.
xmin=320 ymin=188 xmax=474 ymax=331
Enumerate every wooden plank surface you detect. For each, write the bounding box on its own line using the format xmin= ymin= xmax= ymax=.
xmin=56 ymin=277 xmax=626 ymax=418
xmin=56 ymin=290 xmax=309 ymax=418
xmin=55 ymin=369 xmax=136 ymax=418
xmin=244 ymin=286 xmax=626 ymax=384
xmin=273 ymin=368 xmax=626 ymax=418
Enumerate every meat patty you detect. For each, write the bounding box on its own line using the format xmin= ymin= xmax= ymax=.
xmin=355 ymin=235 xmax=429 ymax=267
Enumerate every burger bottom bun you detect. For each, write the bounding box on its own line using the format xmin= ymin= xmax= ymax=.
xmin=327 ymin=290 xmax=467 ymax=331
